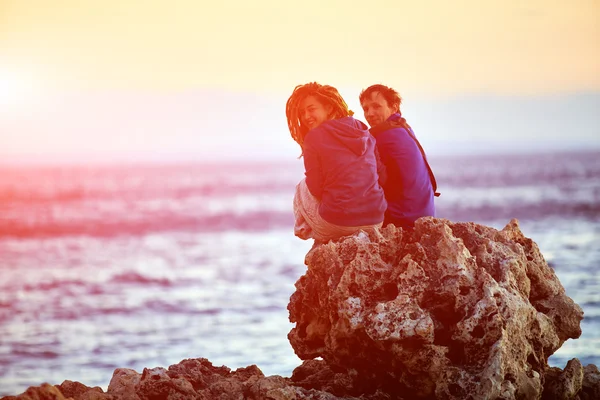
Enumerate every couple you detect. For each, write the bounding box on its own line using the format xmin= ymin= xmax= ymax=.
xmin=287 ymin=82 xmax=438 ymax=243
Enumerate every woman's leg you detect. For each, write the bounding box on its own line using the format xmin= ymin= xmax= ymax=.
xmin=293 ymin=179 xmax=317 ymax=239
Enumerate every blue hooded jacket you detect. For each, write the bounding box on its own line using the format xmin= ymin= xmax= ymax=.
xmin=371 ymin=113 xmax=435 ymax=228
xmin=303 ymin=116 xmax=387 ymax=227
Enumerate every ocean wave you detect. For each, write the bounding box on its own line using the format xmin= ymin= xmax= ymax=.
xmin=109 ymin=272 xmax=174 ymax=286
xmin=0 ymin=153 xmax=598 ymax=238
xmin=1 ymin=200 xmax=598 ymax=238
xmin=0 ymin=211 xmax=295 ymax=238
xmin=21 ymin=279 xmax=89 ymax=292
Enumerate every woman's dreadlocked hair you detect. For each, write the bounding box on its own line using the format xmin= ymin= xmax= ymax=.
xmin=286 ymin=82 xmax=354 ymax=152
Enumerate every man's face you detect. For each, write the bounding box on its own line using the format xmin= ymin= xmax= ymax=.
xmin=299 ymin=95 xmax=332 ymax=131
xmin=361 ymin=91 xmax=397 ymax=128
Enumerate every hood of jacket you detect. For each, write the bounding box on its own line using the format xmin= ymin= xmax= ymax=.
xmin=388 ymin=112 xmax=402 ymax=122
xmin=314 ymin=116 xmax=371 ymax=156
xmin=370 ymin=112 xmax=411 ymax=137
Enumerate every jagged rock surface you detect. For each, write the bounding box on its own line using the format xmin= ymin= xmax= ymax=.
xmin=3 ymin=218 xmax=597 ymax=400
xmin=543 ymin=361 xmax=600 ymax=400
xmin=288 ymin=217 xmax=585 ymax=399
xmin=2 ymin=358 xmax=394 ymax=400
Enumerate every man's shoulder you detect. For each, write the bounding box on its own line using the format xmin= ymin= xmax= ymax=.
xmin=374 ymin=125 xmax=414 ymax=144
xmin=374 ymin=127 xmax=423 ymax=160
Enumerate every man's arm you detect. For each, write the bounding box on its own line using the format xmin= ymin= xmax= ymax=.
xmin=378 ymin=128 xmax=423 ymax=190
xmin=374 ymin=145 xmax=388 ymax=187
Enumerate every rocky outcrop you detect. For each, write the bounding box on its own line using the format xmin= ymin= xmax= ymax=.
xmin=4 ymin=358 xmax=599 ymax=400
xmin=2 ymin=358 xmax=391 ymax=400
xmin=543 ymin=361 xmax=600 ymax=400
xmin=2 ymin=218 xmax=597 ymax=400
xmin=288 ymin=217 xmax=585 ymax=399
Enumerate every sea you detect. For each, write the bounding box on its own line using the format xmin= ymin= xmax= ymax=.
xmin=0 ymin=151 xmax=599 ymax=396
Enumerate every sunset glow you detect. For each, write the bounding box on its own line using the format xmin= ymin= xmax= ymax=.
xmin=1 ymin=0 xmax=598 ymax=96
xmin=0 ymin=4 xmax=599 ymax=393
xmin=0 ymin=67 xmax=27 ymax=112
xmin=0 ymin=0 xmax=598 ymax=161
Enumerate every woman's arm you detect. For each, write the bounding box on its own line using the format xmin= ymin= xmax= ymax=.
xmin=303 ymin=136 xmax=323 ymax=200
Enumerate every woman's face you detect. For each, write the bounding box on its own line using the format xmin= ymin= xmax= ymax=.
xmin=299 ymin=95 xmax=332 ymax=131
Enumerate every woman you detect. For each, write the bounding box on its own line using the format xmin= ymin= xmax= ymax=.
xmin=286 ymin=82 xmax=387 ymax=242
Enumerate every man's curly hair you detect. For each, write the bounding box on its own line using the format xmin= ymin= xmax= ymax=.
xmin=359 ymin=84 xmax=402 ymax=112
xmin=286 ymin=82 xmax=353 ymax=151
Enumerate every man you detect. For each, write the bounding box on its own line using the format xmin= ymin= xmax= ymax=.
xmin=359 ymin=84 xmax=438 ymax=229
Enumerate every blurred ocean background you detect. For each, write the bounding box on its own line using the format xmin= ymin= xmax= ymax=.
xmin=0 ymin=150 xmax=599 ymax=396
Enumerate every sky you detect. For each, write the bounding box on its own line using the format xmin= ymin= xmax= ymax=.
xmin=0 ymin=0 xmax=599 ymax=162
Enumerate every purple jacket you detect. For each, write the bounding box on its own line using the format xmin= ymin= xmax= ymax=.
xmin=371 ymin=113 xmax=435 ymax=228
xmin=303 ymin=117 xmax=387 ymax=227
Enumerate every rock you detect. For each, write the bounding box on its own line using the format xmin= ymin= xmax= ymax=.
xmin=245 ymin=375 xmax=290 ymax=399
xmin=541 ymin=361 xmax=600 ymax=400
xmin=55 ymin=381 xmax=110 ymax=400
xmin=166 ymin=358 xmax=267 ymax=399
xmin=2 ymin=383 xmax=68 ymax=400
xmin=107 ymin=368 xmax=140 ymax=400
xmin=165 ymin=358 xmax=246 ymax=398
xmin=291 ymin=359 xmax=358 ymax=396
xmin=290 ymin=360 xmax=394 ymax=400
xmin=1 ymin=218 xmax=592 ymax=400
xmin=580 ymin=364 xmax=600 ymax=400
xmin=136 ymin=366 xmax=198 ymax=400
xmin=542 ymin=358 xmax=583 ymax=399
xmin=288 ymin=217 xmax=584 ymax=399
